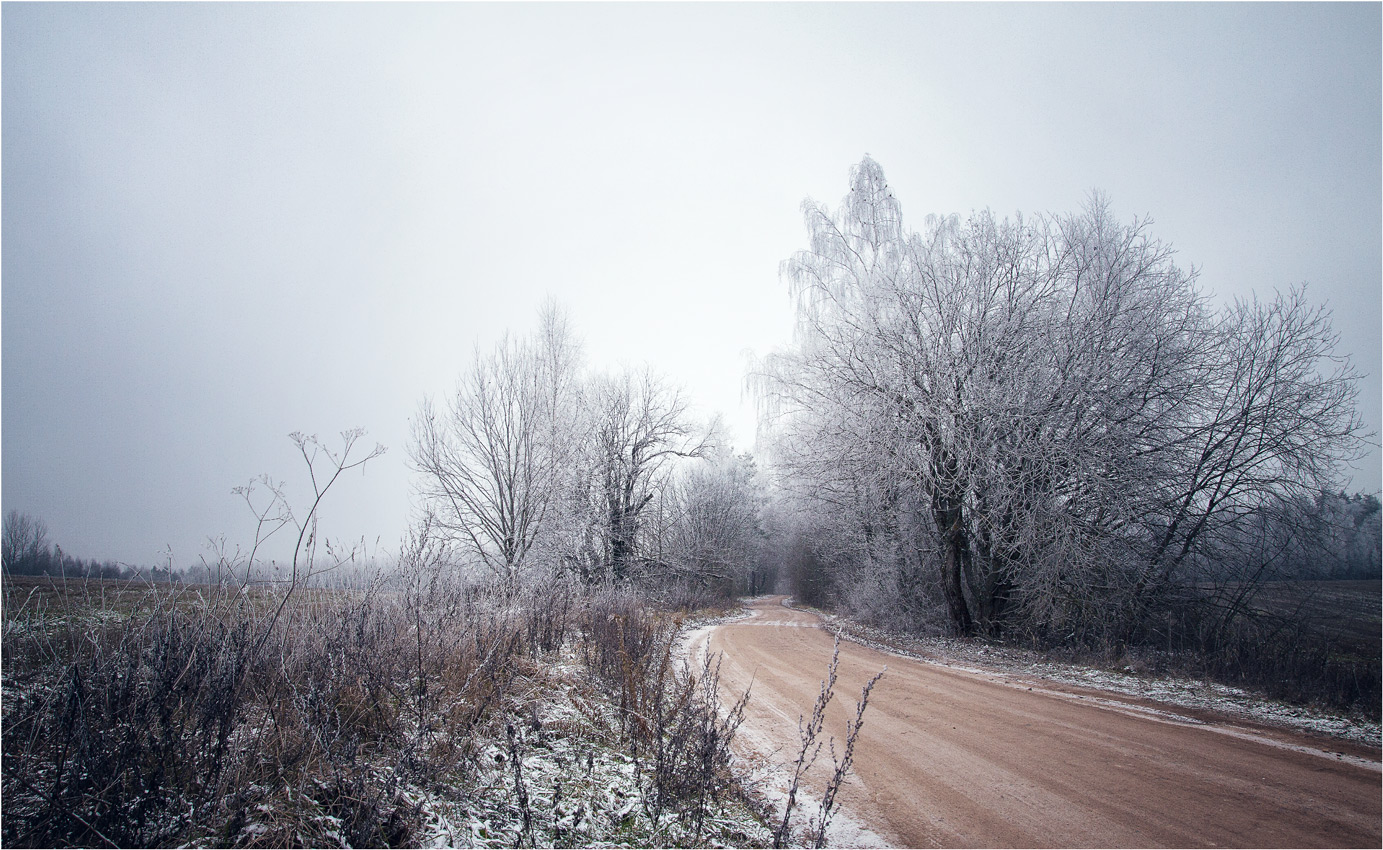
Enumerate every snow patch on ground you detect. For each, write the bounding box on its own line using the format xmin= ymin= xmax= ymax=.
xmin=405 ymin=657 xmax=771 ymax=849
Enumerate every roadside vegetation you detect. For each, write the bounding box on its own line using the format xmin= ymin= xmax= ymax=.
xmin=3 ymin=419 xmax=782 ymax=848
xmin=1 ymin=572 xmax=772 ymax=848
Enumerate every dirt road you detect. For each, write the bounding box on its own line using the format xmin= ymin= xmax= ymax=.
xmin=688 ymin=596 xmax=1381 ymax=848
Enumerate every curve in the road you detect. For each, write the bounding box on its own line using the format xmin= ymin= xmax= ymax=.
xmin=689 ymin=596 xmax=1382 ymax=849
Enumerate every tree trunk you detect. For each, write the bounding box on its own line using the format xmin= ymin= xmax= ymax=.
xmin=931 ymin=489 xmax=975 ymax=636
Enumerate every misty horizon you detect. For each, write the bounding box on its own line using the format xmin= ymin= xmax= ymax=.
xmin=4 ymin=2 xmax=1379 ymax=568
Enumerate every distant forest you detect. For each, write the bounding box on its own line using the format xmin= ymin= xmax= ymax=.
xmin=2 ymin=510 xmax=178 ymax=582
xmin=8 ymin=492 xmax=1375 ymax=587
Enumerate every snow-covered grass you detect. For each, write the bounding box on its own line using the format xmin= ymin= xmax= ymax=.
xmin=2 ymin=580 xmax=776 ymax=848
xmin=406 ymin=664 xmax=770 ymax=849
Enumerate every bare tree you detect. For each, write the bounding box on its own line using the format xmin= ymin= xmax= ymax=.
xmin=659 ymin=449 xmax=767 ymax=595
xmin=587 ymin=368 xmax=713 ymax=584
xmin=411 ymin=304 xmax=582 ymax=588
xmin=1113 ymin=286 xmax=1368 ymax=635
xmin=2 ymin=510 xmax=50 ymax=575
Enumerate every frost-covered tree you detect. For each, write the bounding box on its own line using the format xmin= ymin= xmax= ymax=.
xmin=659 ymin=449 xmax=766 ymax=595
xmin=410 ymin=303 xmax=583 ymax=588
xmin=586 ymin=368 xmax=712 ymax=584
xmin=758 ymin=157 xmax=1366 ymax=640
xmin=2 ymin=510 xmax=50 ymax=575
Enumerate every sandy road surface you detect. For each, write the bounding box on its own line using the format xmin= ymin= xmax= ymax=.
xmin=687 ymin=596 xmax=1381 ymax=848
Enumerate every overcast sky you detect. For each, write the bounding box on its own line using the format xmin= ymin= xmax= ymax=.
xmin=4 ymin=2 xmax=1380 ymax=567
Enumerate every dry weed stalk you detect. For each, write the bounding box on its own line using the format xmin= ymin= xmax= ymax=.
xmin=772 ymin=633 xmax=884 ymax=849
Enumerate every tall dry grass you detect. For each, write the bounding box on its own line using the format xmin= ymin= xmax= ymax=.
xmin=2 ymin=574 xmax=758 ymax=848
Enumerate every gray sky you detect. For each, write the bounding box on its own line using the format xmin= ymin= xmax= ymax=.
xmin=4 ymin=2 xmax=1380 ymax=567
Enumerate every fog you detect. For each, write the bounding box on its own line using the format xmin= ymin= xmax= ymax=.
xmin=4 ymin=2 xmax=1378 ymax=566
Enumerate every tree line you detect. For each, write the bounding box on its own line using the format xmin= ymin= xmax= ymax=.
xmin=754 ymin=157 xmax=1374 ymax=649
xmin=1 ymin=510 xmax=179 ymax=582
xmin=409 ymin=304 xmax=771 ymax=603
